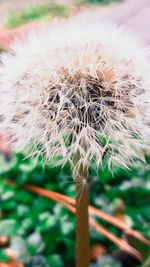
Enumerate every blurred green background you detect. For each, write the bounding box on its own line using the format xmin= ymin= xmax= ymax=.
xmin=0 ymin=152 xmax=150 ymax=267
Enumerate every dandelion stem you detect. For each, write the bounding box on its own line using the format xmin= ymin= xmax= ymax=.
xmin=74 ymin=151 xmax=89 ymax=267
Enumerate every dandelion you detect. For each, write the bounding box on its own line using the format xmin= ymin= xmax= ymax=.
xmin=0 ymin=17 xmax=150 ymax=267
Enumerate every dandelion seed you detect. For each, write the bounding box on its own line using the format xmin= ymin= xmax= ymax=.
xmin=0 ymin=18 xmax=150 ymax=171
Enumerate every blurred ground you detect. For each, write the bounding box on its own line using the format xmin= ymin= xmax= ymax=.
xmin=0 ymin=0 xmax=75 ymax=27
xmin=0 ymin=0 xmax=117 ymax=48
xmin=0 ymin=0 xmax=45 ymax=26
xmin=0 ymin=0 xmax=118 ymax=28
xmin=0 ymin=0 xmax=150 ymax=45
xmin=121 ymin=0 xmax=150 ymax=44
xmin=79 ymin=0 xmax=150 ymax=44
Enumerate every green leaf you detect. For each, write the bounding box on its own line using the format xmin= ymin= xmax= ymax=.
xmin=0 ymin=220 xmax=16 ymax=236
xmin=28 ymin=232 xmax=45 ymax=254
xmin=127 ymin=235 xmax=150 ymax=260
xmin=0 ymin=156 xmax=17 ymax=174
xmin=61 ymin=220 xmax=74 ymax=236
xmin=0 ymin=250 xmax=9 ymax=262
xmin=142 ymin=256 xmax=150 ymax=267
xmin=97 ymin=255 xmax=121 ymax=267
xmin=10 ymin=236 xmax=30 ymax=261
xmin=47 ymin=254 xmax=63 ymax=267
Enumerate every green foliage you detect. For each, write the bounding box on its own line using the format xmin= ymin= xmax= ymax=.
xmin=142 ymin=256 xmax=150 ymax=267
xmin=0 ymin=152 xmax=150 ymax=266
xmin=0 ymin=220 xmax=16 ymax=236
xmin=5 ymin=0 xmax=120 ymax=29
xmin=0 ymin=250 xmax=9 ymax=262
xmin=97 ymin=255 xmax=121 ymax=267
xmin=5 ymin=3 xmax=68 ymax=29
xmin=77 ymin=0 xmax=119 ymax=5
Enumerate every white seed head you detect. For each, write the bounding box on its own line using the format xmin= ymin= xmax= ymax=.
xmin=1 ymin=18 xmax=150 ymax=170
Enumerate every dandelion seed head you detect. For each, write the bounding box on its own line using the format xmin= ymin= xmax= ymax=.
xmin=1 ymin=18 xmax=150 ymax=170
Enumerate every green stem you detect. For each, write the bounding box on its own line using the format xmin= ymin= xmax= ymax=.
xmin=74 ymin=152 xmax=89 ymax=267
